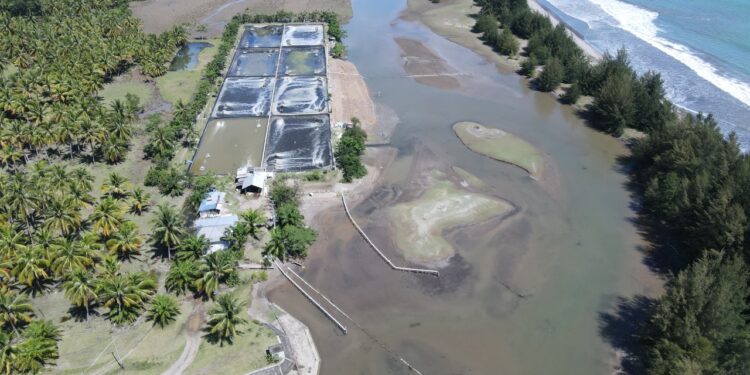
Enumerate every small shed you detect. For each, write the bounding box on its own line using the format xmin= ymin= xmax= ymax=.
xmin=236 ymin=168 xmax=272 ymax=194
xmin=198 ymin=191 xmax=226 ymax=218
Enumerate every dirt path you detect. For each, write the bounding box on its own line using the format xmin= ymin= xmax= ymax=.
xmin=328 ymin=59 xmax=376 ymax=132
xmin=162 ymin=301 xmax=205 ymax=375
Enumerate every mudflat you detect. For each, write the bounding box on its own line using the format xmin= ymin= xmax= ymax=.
xmin=395 ymin=37 xmax=461 ymax=90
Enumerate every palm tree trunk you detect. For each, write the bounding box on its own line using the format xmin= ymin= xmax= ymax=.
xmin=167 ymin=244 xmax=172 ymax=260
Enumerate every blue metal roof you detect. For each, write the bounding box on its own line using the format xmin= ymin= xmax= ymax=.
xmin=198 ymin=191 xmax=224 ymax=212
xmin=194 ymin=215 xmax=238 ymax=229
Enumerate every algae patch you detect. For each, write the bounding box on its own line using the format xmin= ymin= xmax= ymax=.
xmin=389 ymin=178 xmax=513 ymax=263
xmin=453 ymin=121 xmax=544 ymax=178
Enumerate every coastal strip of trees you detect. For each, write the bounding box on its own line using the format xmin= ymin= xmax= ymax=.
xmin=469 ymin=1 xmax=750 ymax=373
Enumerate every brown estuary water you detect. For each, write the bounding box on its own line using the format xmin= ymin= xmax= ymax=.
xmin=269 ymin=0 xmax=660 ymax=373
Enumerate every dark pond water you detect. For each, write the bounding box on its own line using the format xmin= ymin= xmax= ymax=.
xmin=168 ymin=42 xmax=212 ymax=71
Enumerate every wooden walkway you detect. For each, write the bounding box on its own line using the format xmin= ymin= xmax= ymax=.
xmin=341 ymin=194 xmax=439 ymax=277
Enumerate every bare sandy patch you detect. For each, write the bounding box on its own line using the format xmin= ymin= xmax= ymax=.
xmin=328 ymin=59 xmax=377 ymax=134
xmin=394 ymin=37 xmax=461 ymax=90
xmin=404 ymin=0 xmax=522 ymax=73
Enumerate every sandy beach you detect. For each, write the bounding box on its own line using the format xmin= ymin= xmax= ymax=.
xmin=526 ymin=0 xmax=602 ymax=60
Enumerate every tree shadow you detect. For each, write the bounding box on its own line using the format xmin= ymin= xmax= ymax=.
xmin=599 ymin=295 xmax=656 ymax=375
xmin=617 ymin=153 xmax=690 ymax=276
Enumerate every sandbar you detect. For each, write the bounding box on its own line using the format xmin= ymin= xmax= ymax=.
xmin=454 ymin=121 xmax=544 ymax=179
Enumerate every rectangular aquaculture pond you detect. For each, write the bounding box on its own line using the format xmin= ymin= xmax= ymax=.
xmin=282 ymin=24 xmax=325 ymax=47
xmin=212 ymin=77 xmax=274 ymax=118
xmin=228 ymin=49 xmax=279 ymax=77
xmin=273 ymin=76 xmax=327 ymax=115
xmin=264 ymin=115 xmax=333 ymax=171
xmin=239 ymin=25 xmax=283 ymax=48
xmin=192 ymin=23 xmax=332 ymax=174
xmin=191 ymin=118 xmax=269 ymax=175
xmin=280 ymin=46 xmax=326 ymax=76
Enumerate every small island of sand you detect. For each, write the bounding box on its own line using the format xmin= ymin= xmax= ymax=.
xmin=453 ymin=121 xmax=544 ymax=179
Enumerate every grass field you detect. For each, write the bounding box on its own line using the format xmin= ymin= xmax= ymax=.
xmin=156 ymin=39 xmax=220 ymax=106
xmin=1 ymin=64 xmax=18 ymax=78
xmin=99 ymin=80 xmax=154 ymax=106
xmin=453 ymin=121 xmax=544 ymax=178
xmin=183 ymin=271 xmax=276 ymax=375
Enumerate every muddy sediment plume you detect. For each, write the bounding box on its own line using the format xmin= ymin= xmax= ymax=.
xmin=282 ymin=24 xmax=325 ymax=46
xmin=280 ymin=46 xmax=326 ymax=76
xmin=212 ymin=77 xmax=274 ymax=118
xmin=228 ymin=49 xmax=279 ymax=77
xmin=263 ymin=115 xmax=333 ymax=171
xmin=273 ymin=76 xmax=328 ymax=115
xmin=240 ymin=25 xmax=283 ymax=48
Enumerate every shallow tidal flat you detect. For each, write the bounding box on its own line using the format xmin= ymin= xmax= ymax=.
xmin=388 ymin=172 xmax=513 ymax=264
xmin=454 ymin=121 xmax=544 ymax=178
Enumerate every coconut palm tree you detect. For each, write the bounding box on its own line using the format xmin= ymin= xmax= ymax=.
xmin=97 ymin=272 xmax=155 ymax=325
xmin=106 ymin=221 xmax=142 ymax=260
xmin=194 ymin=252 xmax=235 ymax=298
xmin=0 ymin=331 xmax=17 ymax=375
xmin=90 ymin=197 xmax=122 ymax=238
xmin=0 ymin=291 xmax=34 ymax=335
xmin=240 ymin=209 xmax=266 ymax=240
xmin=146 ymin=295 xmax=179 ymax=328
xmin=96 ymin=255 xmax=120 ymax=280
xmin=3 ymin=174 xmax=37 ymax=236
xmin=176 ymin=234 xmax=208 ymax=262
xmin=13 ymin=333 xmax=59 ymax=374
xmin=62 ymin=270 xmax=97 ymax=321
xmin=129 ymin=188 xmax=151 ymax=215
xmin=51 ymin=238 xmax=94 ymax=277
xmin=42 ymin=196 xmax=81 ymax=236
xmin=0 ymin=226 xmax=27 ymax=258
xmin=12 ymin=248 xmax=49 ymax=289
xmin=100 ymin=172 xmax=131 ymax=199
xmin=150 ymin=203 xmax=184 ymax=260
xmin=69 ymin=167 xmax=94 ymax=193
xmin=100 ymin=137 xmax=128 ymax=164
xmin=165 ymin=261 xmax=198 ymax=296
xmin=205 ymin=293 xmax=247 ymax=346
xmin=263 ymin=228 xmax=286 ymax=261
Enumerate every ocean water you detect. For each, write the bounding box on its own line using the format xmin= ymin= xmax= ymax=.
xmin=538 ymin=0 xmax=750 ymax=149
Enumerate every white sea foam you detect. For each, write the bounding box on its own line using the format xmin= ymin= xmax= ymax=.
xmin=578 ymin=0 xmax=750 ymax=108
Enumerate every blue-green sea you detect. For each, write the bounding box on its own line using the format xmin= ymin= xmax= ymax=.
xmin=540 ymin=0 xmax=750 ymax=149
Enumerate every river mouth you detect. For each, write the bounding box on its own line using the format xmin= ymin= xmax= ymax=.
xmin=268 ymin=0 xmax=656 ymax=374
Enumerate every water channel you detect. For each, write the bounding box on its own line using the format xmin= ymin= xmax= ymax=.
xmin=268 ymin=0 xmax=658 ymax=373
